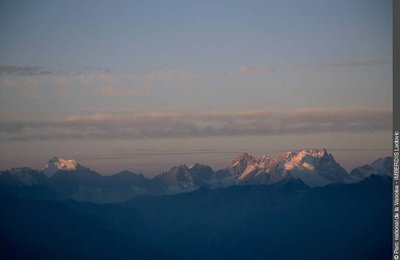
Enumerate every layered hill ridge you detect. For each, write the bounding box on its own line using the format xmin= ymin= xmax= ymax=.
xmin=0 ymin=148 xmax=393 ymax=203
xmin=0 ymin=174 xmax=391 ymax=259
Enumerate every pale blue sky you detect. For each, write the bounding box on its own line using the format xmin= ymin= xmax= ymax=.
xmin=0 ymin=0 xmax=392 ymax=175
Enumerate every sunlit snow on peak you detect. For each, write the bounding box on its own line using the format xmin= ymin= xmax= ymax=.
xmin=42 ymin=157 xmax=78 ymax=177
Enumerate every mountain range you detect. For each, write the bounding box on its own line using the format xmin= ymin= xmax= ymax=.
xmin=0 ymin=148 xmax=393 ymax=203
xmin=0 ymin=174 xmax=391 ymax=259
xmin=0 ymin=148 xmax=393 ymax=259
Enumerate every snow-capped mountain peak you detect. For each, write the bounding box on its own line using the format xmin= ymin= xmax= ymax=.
xmin=281 ymin=149 xmax=327 ymax=171
xmin=279 ymin=148 xmax=327 ymax=160
xmin=350 ymin=156 xmax=393 ymax=180
xmin=232 ymin=153 xmax=256 ymax=165
xmin=276 ymin=148 xmax=348 ymax=186
xmin=230 ymin=153 xmax=256 ymax=176
xmin=42 ymin=156 xmax=79 ymax=177
xmin=259 ymin=155 xmax=272 ymax=165
xmin=225 ymin=148 xmax=348 ymax=187
xmin=301 ymin=148 xmax=327 ymax=158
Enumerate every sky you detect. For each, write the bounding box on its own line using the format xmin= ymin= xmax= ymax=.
xmin=0 ymin=0 xmax=392 ymax=176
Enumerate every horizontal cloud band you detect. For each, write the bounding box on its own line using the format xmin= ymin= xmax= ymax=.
xmin=0 ymin=108 xmax=392 ymax=141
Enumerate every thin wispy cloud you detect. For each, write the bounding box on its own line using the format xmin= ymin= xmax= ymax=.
xmin=239 ymin=66 xmax=254 ymax=74
xmin=0 ymin=108 xmax=391 ymax=141
xmin=0 ymin=58 xmax=390 ymax=99
xmin=238 ymin=64 xmax=309 ymax=75
xmin=0 ymin=59 xmax=391 ymax=105
xmin=326 ymin=58 xmax=391 ymax=68
xmin=238 ymin=58 xmax=390 ymax=75
xmin=0 ymin=66 xmax=51 ymax=76
xmin=0 ymin=69 xmax=157 ymax=99
xmin=0 ymin=66 xmax=231 ymax=99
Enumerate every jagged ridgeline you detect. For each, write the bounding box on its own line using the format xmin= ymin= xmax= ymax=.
xmin=0 ymin=149 xmax=393 ymax=203
xmin=0 ymin=148 xmax=393 ymax=259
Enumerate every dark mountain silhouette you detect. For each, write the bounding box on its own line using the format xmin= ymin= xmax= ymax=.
xmin=0 ymin=175 xmax=391 ymax=259
xmin=0 ymin=197 xmax=177 ymax=260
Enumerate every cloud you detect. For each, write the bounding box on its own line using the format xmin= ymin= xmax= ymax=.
xmin=239 ymin=64 xmax=309 ymax=75
xmin=326 ymin=58 xmax=391 ymax=68
xmin=0 ymin=68 xmax=156 ymax=99
xmin=238 ymin=58 xmax=390 ymax=74
xmin=0 ymin=108 xmax=391 ymax=141
xmin=0 ymin=66 xmax=51 ymax=75
xmin=239 ymin=66 xmax=254 ymax=74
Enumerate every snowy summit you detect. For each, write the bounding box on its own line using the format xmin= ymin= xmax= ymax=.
xmin=42 ymin=156 xmax=78 ymax=177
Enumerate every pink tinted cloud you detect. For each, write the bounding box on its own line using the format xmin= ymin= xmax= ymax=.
xmin=0 ymin=108 xmax=391 ymax=141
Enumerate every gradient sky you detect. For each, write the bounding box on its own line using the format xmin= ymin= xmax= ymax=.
xmin=0 ymin=0 xmax=392 ymax=176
